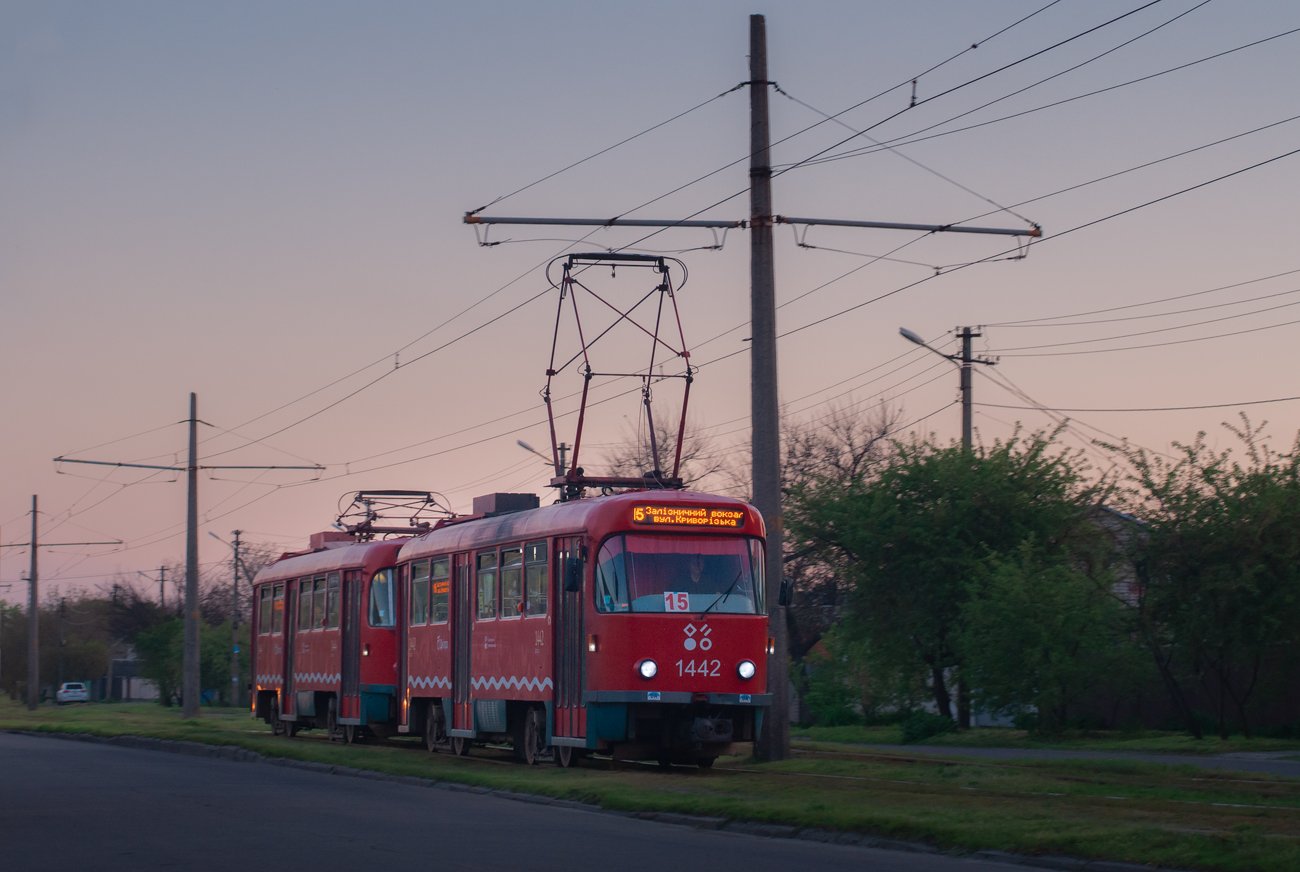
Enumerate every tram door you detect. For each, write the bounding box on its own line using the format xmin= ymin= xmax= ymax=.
xmin=282 ymin=580 xmax=298 ymax=717
xmin=553 ymin=537 xmax=586 ymax=739
xmin=340 ymin=569 xmax=361 ymax=721
xmin=452 ymin=553 xmax=473 ymax=733
xmin=394 ymin=564 xmax=409 ymax=729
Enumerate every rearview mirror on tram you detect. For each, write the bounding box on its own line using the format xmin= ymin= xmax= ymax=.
xmin=778 ymin=576 xmax=793 ymax=607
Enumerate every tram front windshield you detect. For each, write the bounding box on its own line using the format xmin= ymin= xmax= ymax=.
xmin=594 ymin=534 xmax=765 ymax=614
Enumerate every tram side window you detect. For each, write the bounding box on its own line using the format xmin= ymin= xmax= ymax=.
xmin=430 ymin=558 xmax=450 ymax=623
xmin=525 ymin=541 xmax=548 ymax=616
xmin=369 ymin=568 xmax=396 ymax=628
xmin=259 ymin=587 xmax=272 ymax=634
xmin=410 ymin=560 xmax=430 ymax=626
xmin=476 ymin=552 xmax=498 ymax=620
xmin=272 ymin=583 xmax=284 ymax=634
xmin=501 ymin=547 xmax=523 ymax=617
xmin=595 ymin=538 xmax=630 ymax=613
xmin=326 ymin=572 xmax=340 ymax=629
xmin=297 ymin=579 xmax=313 ymax=630
xmin=313 ymin=576 xmax=328 ymax=629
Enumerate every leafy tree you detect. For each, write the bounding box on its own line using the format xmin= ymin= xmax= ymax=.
xmin=792 ymin=428 xmax=1109 ymax=722
xmin=1114 ymin=419 xmax=1300 ymax=738
xmin=959 ymin=545 xmax=1141 ymax=732
xmin=0 ymin=603 xmax=25 ymax=698
xmin=135 ymin=618 xmax=183 ymax=706
xmin=779 ymin=404 xmax=899 ymax=662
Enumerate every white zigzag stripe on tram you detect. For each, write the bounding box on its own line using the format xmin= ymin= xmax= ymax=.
xmin=408 ymin=675 xmax=452 ymax=690
xmin=292 ymin=672 xmax=342 ymax=685
xmin=471 ymin=675 xmax=554 ymax=692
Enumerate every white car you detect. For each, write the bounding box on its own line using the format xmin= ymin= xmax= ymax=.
xmin=56 ymin=681 xmax=89 ymax=704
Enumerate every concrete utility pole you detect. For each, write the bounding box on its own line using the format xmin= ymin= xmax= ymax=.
xmin=54 ymin=393 xmax=323 ymax=718
xmin=748 ymin=13 xmax=790 ymax=762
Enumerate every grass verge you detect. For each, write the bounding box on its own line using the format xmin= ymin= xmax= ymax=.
xmin=4 ymin=700 xmax=1299 ymax=872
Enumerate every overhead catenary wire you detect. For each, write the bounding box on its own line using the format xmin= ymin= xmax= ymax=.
xmin=769 ymin=1 xmax=1172 ymax=186
xmin=766 ymin=0 xmax=1217 ymax=228
xmin=796 ymin=24 xmax=1300 ymax=172
xmin=989 ymin=265 xmax=1300 ymax=327
xmin=797 ymin=0 xmax=1216 ymax=170
xmin=778 ymin=142 xmax=1300 ymax=343
xmin=132 ymin=2 xmax=1150 ymax=477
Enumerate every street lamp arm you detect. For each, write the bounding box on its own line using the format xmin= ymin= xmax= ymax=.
xmin=899 ymin=327 xmax=959 ymax=364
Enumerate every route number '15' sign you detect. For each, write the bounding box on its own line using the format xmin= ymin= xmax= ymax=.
xmin=664 ymin=592 xmax=689 ymax=612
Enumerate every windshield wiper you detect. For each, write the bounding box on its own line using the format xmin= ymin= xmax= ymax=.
xmin=698 ymin=569 xmax=744 ymax=618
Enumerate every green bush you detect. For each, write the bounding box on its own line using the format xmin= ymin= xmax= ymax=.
xmin=900 ymin=710 xmax=955 ymax=743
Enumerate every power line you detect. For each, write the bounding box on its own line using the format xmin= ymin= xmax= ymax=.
xmin=779 ymin=142 xmax=1300 ymax=343
xmin=980 ymin=395 xmax=1300 ymax=413
xmin=994 ymin=313 xmax=1300 ymax=357
xmin=988 ymin=294 xmax=1300 ymax=352
xmin=466 ymin=83 xmax=745 ymax=216
xmin=989 ymin=266 xmax=1300 ymax=327
xmin=799 ymin=25 xmax=1300 ymax=171
xmin=771 ymin=1 xmax=1172 ymax=183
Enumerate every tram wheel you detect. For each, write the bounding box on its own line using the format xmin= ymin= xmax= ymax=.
xmin=450 ymin=736 xmax=470 ymax=757
xmin=424 ymin=701 xmax=444 ymax=753
xmin=696 ymin=756 xmax=717 ymax=770
xmin=343 ymin=724 xmax=357 ymax=744
xmin=515 ymin=706 xmax=545 ymax=765
xmin=553 ymin=744 xmax=576 ymax=768
xmin=326 ymin=697 xmax=340 ymax=742
xmin=269 ymin=697 xmax=285 ymax=737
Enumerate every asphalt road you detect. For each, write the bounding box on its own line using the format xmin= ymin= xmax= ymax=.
xmin=0 ymin=732 xmax=1046 ymax=872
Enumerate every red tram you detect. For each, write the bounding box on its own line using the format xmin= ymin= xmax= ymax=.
xmin=398 ymin=488 xmax=770 ymax=767
xmin=249 ymin=533 xmax=407 ymax=742
xmin=251 ymin=488 xmax=771 ymax=767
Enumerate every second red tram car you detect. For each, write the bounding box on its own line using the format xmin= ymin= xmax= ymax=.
xmin=250 ymin=533 xmax=407 ymax=741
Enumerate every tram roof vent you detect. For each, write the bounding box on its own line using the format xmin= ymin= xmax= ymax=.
xmin=309 ymin=530 xmax=354 ymax=550
xmin=472 ymin=493 xmax=541 ymax=517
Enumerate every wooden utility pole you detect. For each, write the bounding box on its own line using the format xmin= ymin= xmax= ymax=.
xmin=748 ymin=13 xmax=790 ymax=761
xmin=54 ymin=393 xmax=322 ymax=718
xmin=0 ymin=495 xmax=121 ymax=709
xmin=183 ymin=393 xmax=200 ymax=717
xmin=26 ymin=496 xmax=37 ymax=711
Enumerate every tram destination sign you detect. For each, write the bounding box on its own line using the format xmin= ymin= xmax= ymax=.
xmin=631 ymin=504 xmax=746 ymax=529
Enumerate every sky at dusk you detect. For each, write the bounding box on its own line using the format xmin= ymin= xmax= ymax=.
xmin=4 ymin=0 xmax=1299 ymax=603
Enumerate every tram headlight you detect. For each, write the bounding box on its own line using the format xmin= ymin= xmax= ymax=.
xmin=637 ymin=659 xmax=658 ymax=680
xmin=737 ymin=659 xmax=757 ymax=681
